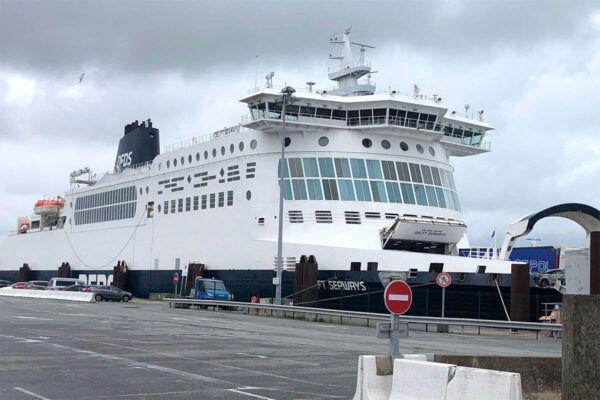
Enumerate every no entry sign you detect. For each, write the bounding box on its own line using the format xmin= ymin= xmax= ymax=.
xmin=173 ymin=272 xmax=179 ymax=285
xmin=436 ymin=272 xmax=451 ymax=288
xmin=384 ymin=280 xmax=413 ymax=315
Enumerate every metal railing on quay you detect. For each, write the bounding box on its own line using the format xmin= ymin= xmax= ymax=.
xmin=162 ymin=298 xmax=561 ymax=339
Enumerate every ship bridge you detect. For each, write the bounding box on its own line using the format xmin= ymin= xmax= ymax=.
xmin=240 ymin=90 xmax=492 ymax=157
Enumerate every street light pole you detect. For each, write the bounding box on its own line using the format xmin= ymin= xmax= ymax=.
xmin=275 ymin=86 xmax=295 ymax=306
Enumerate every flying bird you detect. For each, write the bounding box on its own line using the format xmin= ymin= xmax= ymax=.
xmin=79 ymin=73 xmax=85 ymax=83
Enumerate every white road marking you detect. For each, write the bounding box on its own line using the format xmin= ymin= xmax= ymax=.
xmin=388 ymin=294 xmax=409 ymax=301
xmin=0 ymin=334 xmax=229 ymax=385
xmin=13 ymin=387 xmax=52 ymax=400
xmin=12 ymin=316 xmax=53 ymax=321
xmin=68 ymin=336 xmax=336 ymax=387
xmin=226 ymin=388 xmax=276 ymax=400
xmin=236 ymin=352 xmax=267 ymax=359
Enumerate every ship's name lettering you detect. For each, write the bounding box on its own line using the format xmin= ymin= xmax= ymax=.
xmin=78 ymin=273 xmax=113 ymax=286
xmin=116 ymin=151 xmax=133 ymax=169
xmin=413 ymin=229 xmax=446 ymax=237
xmin=317 ymin=280 xmax=366 ymax=291
xmin=513 ymin=259 xmax=549 ymax=273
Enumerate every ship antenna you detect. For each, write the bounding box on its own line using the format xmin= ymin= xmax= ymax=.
xmin=254 ymin=43 xmax=259 ymax=90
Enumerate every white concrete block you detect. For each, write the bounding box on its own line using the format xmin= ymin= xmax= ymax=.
xmin=0 ymin=288 xmax=94 ymax=302
xmin=389 ymin=359 xmax=456 ymax=400
xmin=353 ymin=355 xmax=393 ymax=400
xmin=403 ymin=354 xmax=427 ymax=361
xmin=446 ymin=366 xmax=522 ymax=400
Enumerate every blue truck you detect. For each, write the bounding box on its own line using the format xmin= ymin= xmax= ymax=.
xmin=173 ymin=278 xmax=232 ymax=309
xmin=194 ymin=278 xmax=231 ymax=300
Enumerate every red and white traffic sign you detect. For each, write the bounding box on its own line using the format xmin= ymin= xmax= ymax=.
xmin=384 ymin=280 xmax=413 ymax=315
xmin=173 ymin=272 xmax=179 ymax=285
xmin=436 ymin=272 xmax=451 ymax=288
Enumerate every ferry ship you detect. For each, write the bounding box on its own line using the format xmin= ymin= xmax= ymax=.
xmin=0 ymin=30 xmax=519 ymax=311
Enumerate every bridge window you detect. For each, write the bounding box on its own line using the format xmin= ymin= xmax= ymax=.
xmin=406 ymin=112 xmax=419 ymax=128
xmin=332 ymin=109 xmax=346 ymax=120
xmin=316 ymin=107 xmax=332 ymax=119
xmin=300 ymin=106 xmax=316 ymax=117
xmin=360 ymin=109 xmax=372 ymax=125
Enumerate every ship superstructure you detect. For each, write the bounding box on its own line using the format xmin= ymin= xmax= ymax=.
xmin=0 ymin=30 xmax=514 ymax=297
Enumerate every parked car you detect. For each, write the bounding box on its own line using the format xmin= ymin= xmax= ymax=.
xmin=10 ymin=282 xmax=27 ymax=289
xmin=47 ymin=277 xmax=85 ymax=290
xmin=25 ymin=280 xmax=49 ymax=290
xmin=63 ymin=284 xmax=93 ymax=292
xmin=0 ymin=280 xmax=12 ymax=288
xmin=533 ymin=269 xmax=566 ymax=288
xmin=91 ymin=286 xmax=132 ymax=302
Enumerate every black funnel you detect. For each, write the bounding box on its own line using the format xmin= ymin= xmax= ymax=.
xmin=114 ymin=119 xmax=160 ymax=172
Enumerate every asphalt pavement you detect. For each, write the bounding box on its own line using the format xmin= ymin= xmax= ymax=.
xmin=0 ymin=297 xmax=561 ymax=399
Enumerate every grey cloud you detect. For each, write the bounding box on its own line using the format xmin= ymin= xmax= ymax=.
xmin=1 ymin=0 xmax=599 ymax=77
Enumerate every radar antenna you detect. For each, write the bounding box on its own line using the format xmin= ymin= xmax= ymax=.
xmin=265 ymin=72 xmax=274 ymax=88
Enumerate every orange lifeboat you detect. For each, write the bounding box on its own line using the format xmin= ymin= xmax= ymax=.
xmin=33 ymin=199 xmax=65 ymax=216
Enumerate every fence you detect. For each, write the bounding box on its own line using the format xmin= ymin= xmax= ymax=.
xmin=223 ymin=280 xmax=562 ymax=323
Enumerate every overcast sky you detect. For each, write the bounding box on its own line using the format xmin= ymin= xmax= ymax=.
xmin=1 ymin=0 xmax=599 ymax=249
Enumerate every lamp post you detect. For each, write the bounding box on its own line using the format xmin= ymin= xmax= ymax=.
xmin=275 ymin=86 xmax=295 ymax=306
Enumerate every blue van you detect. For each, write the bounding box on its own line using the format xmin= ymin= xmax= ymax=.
xmin=194 ymin=278 xmax=232 ymax=301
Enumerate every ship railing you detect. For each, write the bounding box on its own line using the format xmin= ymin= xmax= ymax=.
xmin=123 ymin=160 xmax=153 ymax=171
xmin=328 ymin=60 xmax=371 ymax=74
xmin=162 ymin=124 xmax=244 ymax=153
xmin=162 ymin=298 xmax=561 ymax=339
xmin=246 ymin=112 xmax=488 ymax=150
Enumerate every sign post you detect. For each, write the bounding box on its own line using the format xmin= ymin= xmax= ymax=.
xmin=173 ymin=272 xmax=179 ymax=296
xmin=436 ymin=272 xmax=451 ymax=332
xmin=378 ymin=280 xmax=413 ymax=360
xmin=180 ymin=265 xmax=189 ymax=296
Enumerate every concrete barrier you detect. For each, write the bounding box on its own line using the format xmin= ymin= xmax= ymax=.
xmin=353 ymin=355 xmax=428 ymax=400
xmin=446 ymin=366 xmax=522 ymax=400
xmin=434 ymin=354 xmax=556 ymax=399
xmin=0 ymin=288 xmax=94 ymax=302
xmin=390 ymin=359 xmax=455 ymax=400
xmin=353 ymin=355 xmax=393 ymax=400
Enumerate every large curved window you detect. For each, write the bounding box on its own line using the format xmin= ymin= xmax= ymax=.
xmin=275 ymin=156 xmax=460 ymax=211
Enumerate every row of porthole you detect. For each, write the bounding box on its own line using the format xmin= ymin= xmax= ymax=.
xmin=362 ymin=138 xmax=435 ymax=156
xmin=312 ymin=135 xmax=435 ymax=157
xmin=158 ymin=139 xmax=258 ymax=171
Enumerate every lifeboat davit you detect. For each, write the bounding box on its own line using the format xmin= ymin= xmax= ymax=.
xmin=33 ymin=199 xmax=65 ymax=216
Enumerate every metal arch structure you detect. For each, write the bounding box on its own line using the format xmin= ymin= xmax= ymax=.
xmin=499 ymin=203 xmax=600 ymax=260
xmin=498 ymin=203 xmax=600 ymax=294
